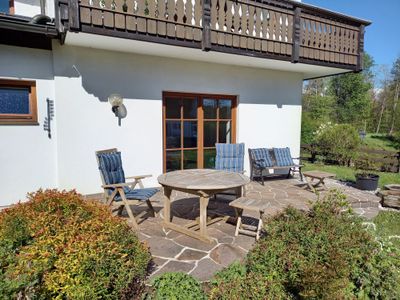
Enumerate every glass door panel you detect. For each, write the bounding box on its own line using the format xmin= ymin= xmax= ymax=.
xmin=164 ymin=93 xmax=236 ymax=172
xmin=203 ymin=149 xmax=216 ymax=169
xmin=166 ymin=121 xmax=181 ymax=149
xmin=183 ymin=150 xmax=197 ymax=169
xmin=166 ymin=151 xmax=181 ymax=172
xmin=183 ymin=121 xmax=197 ymax=148
xmin=203 ymin=121 xmax=217 ymax=147
xmin=219 ymin=121 xmax=231 ymax=144
xmin=165 ymin=97 xmax=199 ymax=172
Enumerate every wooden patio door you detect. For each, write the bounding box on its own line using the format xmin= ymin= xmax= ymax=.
xmin=163 ymin=92 xmax=237 ymax=172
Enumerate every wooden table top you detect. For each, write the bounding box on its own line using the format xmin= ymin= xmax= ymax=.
xmin=303 ymin=170 xmax=336 ymax=179
xmin=157 ymin=169 xmax=250 ymax=191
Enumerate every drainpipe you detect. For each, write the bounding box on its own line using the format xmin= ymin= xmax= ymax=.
xmin=40 ymin=0 xmax=46 ymax=15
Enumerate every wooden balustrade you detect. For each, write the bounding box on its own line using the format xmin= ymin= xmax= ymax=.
xmin=56 ymin=0 xmax=370 ymax=71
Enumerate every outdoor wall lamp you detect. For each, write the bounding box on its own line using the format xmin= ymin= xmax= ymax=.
xmin=108 ymin=94 xmax=127 ymax=126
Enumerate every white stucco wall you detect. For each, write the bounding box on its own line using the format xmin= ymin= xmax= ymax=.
xmin=52 ymin=44 xmax=303 ymax=195
xmin=0 ymin=45 xmax=57 ymax=206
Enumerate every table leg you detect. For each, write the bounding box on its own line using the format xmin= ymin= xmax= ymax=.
xmin=163 ymin=187 xmax=172 ymax=223
xmin=303 ymin=176 xmax=317 ymax=193
xmin=199 ymin=196 xmax=210 ymax=238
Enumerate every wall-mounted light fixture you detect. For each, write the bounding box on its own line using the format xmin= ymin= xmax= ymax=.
xmin=108 ymin=94 xmax=127 ymax=126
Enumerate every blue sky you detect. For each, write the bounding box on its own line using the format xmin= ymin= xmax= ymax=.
xmin=304 ymin=0 xmax=400 ymax=69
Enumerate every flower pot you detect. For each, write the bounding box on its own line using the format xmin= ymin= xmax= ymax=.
xmin=355 ymin=174 xmax=379 ymax=191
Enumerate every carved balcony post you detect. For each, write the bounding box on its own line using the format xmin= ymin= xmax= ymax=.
xmin=202 ymin=0 xmax=211 ymax=51
xmin=68 ymin=0 xmax=80 ymax=31
xmin=291 ymin=6 xmax=301 ymax=63
xmin=356 ymin=24 xmax=365 ymax=71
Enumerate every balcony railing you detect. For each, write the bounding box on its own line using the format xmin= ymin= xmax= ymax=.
xmin=56 ymin=0 xmax=370 ymax=71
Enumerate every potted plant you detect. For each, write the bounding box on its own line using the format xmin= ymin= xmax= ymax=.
xmin=354 ymin=158 xmax=380 ymax=191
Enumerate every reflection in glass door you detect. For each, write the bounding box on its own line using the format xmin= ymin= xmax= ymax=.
xmin=163 ymin=92 xmax=236 ymax=172
xmin=164 ymin=96 xmax=198 ymax=172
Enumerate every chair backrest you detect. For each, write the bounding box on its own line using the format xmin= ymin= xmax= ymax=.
xmin=248 ymin=148 xmax=273 ymax=168
xmin=273 ymin=147 xmax=294 ymax=167
xmin=95 ymin=148 xmax=126 ymax=186
xmin=215 ymin=143 xmax=245 ymax=172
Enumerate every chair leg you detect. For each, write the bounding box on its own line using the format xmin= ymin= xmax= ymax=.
xmin=119 ymin=188 xmax=139 ymax=230
xmin=256 ymin=211 xmax=264 ymax=241
xmin=146 ymin=199 xmax=156 ymax=217
xmin=299 ymin=167 xmax=304 ymax=182
xmin=234 ymin=208 xmax=243 ymax=237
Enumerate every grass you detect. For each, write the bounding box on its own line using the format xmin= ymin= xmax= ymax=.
xmin=373 ymin=211 xmax=400 ymax=248
xmin=302 ymin=162 xmax=400 ymax=188
xmin=362 ymin=133 xmax=399 ymax=151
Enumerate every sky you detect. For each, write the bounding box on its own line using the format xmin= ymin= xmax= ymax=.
xmin=304 ymin=0 xmax=400 ymax=70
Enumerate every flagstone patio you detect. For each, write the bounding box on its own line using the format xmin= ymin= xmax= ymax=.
xmin=88 ymin=177 xmax=381 ymax=282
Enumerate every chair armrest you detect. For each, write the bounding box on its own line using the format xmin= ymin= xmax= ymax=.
xmin=125 ymin=174 xmax=152 ymax=180
xmin=102 ymin=183 xmax=131 ymax=189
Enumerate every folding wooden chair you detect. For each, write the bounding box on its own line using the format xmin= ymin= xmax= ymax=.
xmin=95 ymin=148 xmax=157 ymax=229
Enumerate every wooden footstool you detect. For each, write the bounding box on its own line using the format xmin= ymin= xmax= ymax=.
xmin=302 ymin=170 xmax=336 ymax=193
xmin=229 ymin=197 xmax=270 ymax=240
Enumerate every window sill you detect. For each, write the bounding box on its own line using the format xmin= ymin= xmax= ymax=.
xmin=0 ymin=120 xmax=39 ymax=125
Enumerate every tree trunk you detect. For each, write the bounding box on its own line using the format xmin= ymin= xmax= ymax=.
xmin=376 ymin=98 xmax=385 ymax=134
xmin=389 ymin=82 xmax=400 ymax=135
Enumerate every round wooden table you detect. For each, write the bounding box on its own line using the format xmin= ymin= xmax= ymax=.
xmin=158 ymin=169 xmax=250 ymax=243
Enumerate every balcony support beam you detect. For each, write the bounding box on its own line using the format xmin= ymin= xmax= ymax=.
xmin=202 ymin=0 xmax=211 ymax=51
xmin=291 ymin=6 xmax=301 ymax=63
xmin=356 ymin=24 xmax=365 ymax=72
xmin=68 ymin=0 xmax=80 ymax=31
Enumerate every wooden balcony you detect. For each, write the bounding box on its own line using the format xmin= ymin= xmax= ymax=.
xmin=56 ymin=0 xmax=370 ymax=71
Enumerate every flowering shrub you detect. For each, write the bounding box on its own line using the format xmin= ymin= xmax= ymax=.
xmin=209 ymin=190 xmax=400 ymax=299
xmin=0 ymin=190 xmax=151 ymax=299
xmin=146 ymin=272 xmax=206 ymax=300
xmin=315 ymin=123 xmax=361 ymax=165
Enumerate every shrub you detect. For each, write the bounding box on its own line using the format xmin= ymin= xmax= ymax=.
xmin=210 ymin=190 xmax=400 ymax=299
xmin=147 ymin=272 xmax=206 ymax=300
xmin=315 ymin=123 xmax=361 ymax=165
xmin=0 ymin=189 xmax=151 ymax=299
xmin=301 ymin=113 xmax=320 ymax=145
xmin=209 ymin=262 xmax=286 ymax=300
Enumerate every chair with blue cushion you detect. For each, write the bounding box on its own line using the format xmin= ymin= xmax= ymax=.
xmin=215 ymin=143 xmax=245 ymax=173
xmin=214 ymin=143 xmax=246 ymax=198
xmin=249 ymin=147 xmax=303 ymax=184
xmin=272 ymin=147 xmax=303 ymax=181
xmin=248 ymin=148 xmax=274 ymax=185
xmin=95 ymin=148 xmax=157 ymax=229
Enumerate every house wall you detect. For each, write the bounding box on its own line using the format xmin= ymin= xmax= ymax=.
xmin=52 ymin=44 xmax=303 ymax=195
xmin=0 ymin=44 xmax=57 ymax=206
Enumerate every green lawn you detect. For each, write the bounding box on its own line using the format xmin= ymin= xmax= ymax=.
xmin=374 ymin=211 xmax=400 ymax=248
xmin=362 ymin=133 xmax=398 ymax=151
xmin=303 ymin=163 xmax=400 ymax=188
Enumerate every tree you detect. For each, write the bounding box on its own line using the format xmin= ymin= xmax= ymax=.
xmin=328 ymin=53 xmax=374 ymax=127
xmin=389 ymin=55 xmax=400 ymax=135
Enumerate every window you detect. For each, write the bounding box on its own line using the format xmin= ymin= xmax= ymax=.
xmin=0 ymin=79 xmax=38 ymax=125
xmin=163 ymin=92 xmax=237 ymax=172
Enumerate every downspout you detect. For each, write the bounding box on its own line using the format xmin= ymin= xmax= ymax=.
xmin=40 ymin=0 xmax=46 ymax=15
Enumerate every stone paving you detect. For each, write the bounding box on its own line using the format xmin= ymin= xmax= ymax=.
xmin=89 ymin=177 xmax=382 ymax=282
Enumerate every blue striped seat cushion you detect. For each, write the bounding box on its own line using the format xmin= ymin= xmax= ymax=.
xmin=250 ymin=148 xmax=273 ymax=168
xmin=97 ymin=152 xmax=126 ymax=185
xmin=215 ymin=143 xmax=245 ymax=172
xmin=114 ymin=187 xmax=158 ymax=201
xmin=273 ymin=147 xmax=294 ymax=166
